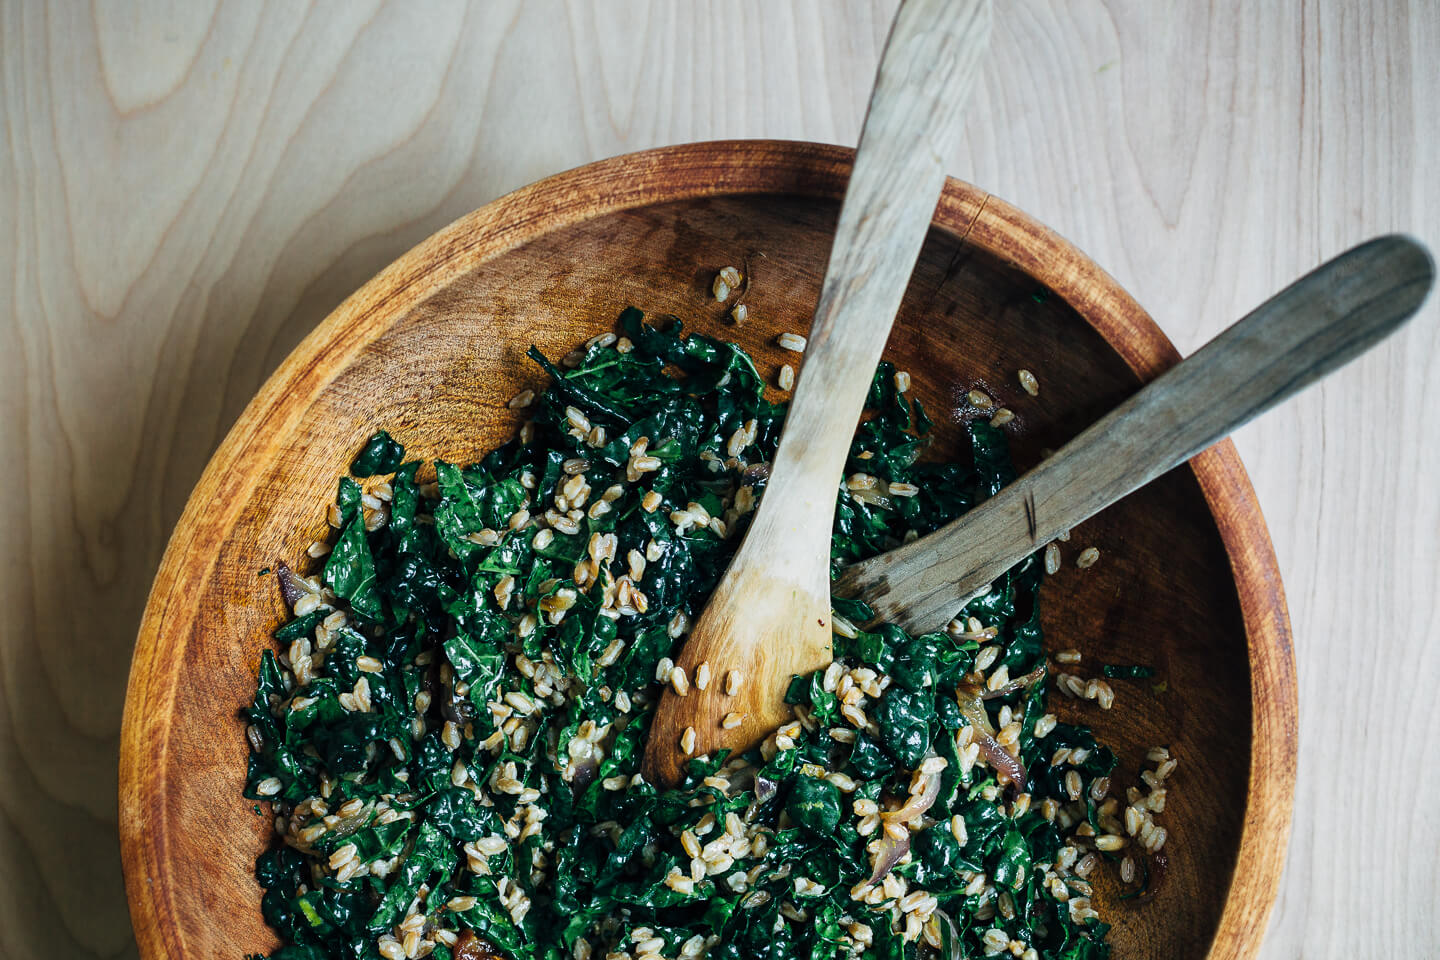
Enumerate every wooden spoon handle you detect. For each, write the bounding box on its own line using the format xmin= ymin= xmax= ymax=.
xmin=755 ymin=0 xmax=992 ymax=536
xmin=640 ymin=0 xmax=991 ymax=788
xmin=835 ymin=234 xmax=1436 ymax=632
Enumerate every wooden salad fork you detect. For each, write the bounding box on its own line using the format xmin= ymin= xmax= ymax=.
xmin=644 ymin=0 xmax=994 ymax=786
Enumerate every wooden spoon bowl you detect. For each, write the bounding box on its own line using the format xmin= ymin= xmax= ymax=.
xmin=120 ymin=140 xmax=1296 ymax=960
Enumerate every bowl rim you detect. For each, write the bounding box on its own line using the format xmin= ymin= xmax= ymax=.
xmin=119 ymin=138 xmax=1297 ymax=960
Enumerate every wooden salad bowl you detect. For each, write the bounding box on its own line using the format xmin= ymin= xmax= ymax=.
xmin=120 ymin=140 xmax=1297 ymax=960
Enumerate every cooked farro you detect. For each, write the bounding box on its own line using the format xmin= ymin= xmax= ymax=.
xmin=245 ymin=311 xmax=1168 ymax=960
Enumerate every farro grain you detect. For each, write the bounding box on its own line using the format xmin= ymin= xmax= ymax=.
xmin=1033 ymin=713 xmax=1057 ymax=738
xmin=1095 ymin=681 xmax=1115 ymax=710
xmin=247 ymin=331 xmax=1159 ymax=958
xmin=974 ymin=645 xmax=999 ymax=672
xmin=1044 ymin=542 xmax=1062 ymax=574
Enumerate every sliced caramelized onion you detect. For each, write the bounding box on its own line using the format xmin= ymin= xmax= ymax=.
xmin=741 ymin=461 xmax=771 ymax=480
xmin=886 ymin=762 xmax=943 ymax=824
xmin=275 ymin=560 xmax=309 ymax=609
xmin=453 ymin=930 xmax=504 ymax=960
xmin=957 ymin=686 xmax=1027 ymax=788
xmin=956 ymin=686 xmax=996 ymax=736
xmin=981 ymin=663 xmax=1047 ymax=700
xmin=863 ymin=753 xmax=944 ymax=887
xmin=745 ymin=775 xmax=779 ymax=822
xmin=570 ymin=757 xmax=600 ymax=794
xmin=863 ymin=830 xmax=910 ymax=888
xmin=977 ymin=734 xmax=1027 ymax=789
xmin=725 ymin=764 xmax=756 ymax=796
xmin=434 ymin=654 xmax=475 ymax=724
xmin=1133 ymin=851 xmax=1168 ymax=904
xmin=933 ymin=908 xmax=963 ymax=960
xmin=440 ymin=695 xmax=467 ymax=724
xmin=754 ymin=775 xmax=779 ymax=804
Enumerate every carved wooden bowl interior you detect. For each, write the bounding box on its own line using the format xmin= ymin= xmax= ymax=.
xmin=120 ymin=140 xmax=1296 ymax=960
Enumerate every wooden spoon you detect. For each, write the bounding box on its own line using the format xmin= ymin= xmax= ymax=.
xmin=835 ymin=233 xmax=1435 ymax=632
xmin=642 ymin=0 xmax=993 ymax=786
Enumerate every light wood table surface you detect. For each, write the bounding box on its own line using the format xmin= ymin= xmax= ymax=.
xmin=2 ymin=3 xmax=1435 ymax=959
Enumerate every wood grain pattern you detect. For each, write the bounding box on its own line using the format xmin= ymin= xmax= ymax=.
xmin=1 ymin=3 xmax=1435 ymax=960
xmin=644 ymin=0 xmax=992 ymax=785
xmin=837 ymin=235 xmax=1435 ymax=633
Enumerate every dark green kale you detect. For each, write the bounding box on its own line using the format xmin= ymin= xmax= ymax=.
xmin=1101 ymin=664 xmax=1156 ymax=679
xmin=243 ymin=309 xmax=1125 ymax=960
xmin=352 ymin=430 xmax=407 ymax=476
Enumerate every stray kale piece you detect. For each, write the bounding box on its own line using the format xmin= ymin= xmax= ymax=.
xmin=350 ymin=429 xmax=406 ymax=476
xmin=1102 ymin=663 xmax=1156 ymax=679
xmin=244 ymin=309 xmax=1132 ymax=960
xmin=322 ymin=515 xmax=382 ymax=622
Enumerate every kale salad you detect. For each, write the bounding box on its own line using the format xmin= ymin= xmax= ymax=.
xmin=244 ymin=307 xmax=1175 ymax=960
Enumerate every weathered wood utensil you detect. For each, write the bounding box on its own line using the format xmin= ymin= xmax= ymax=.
xmin=643 ymin=0 xmax=993 ymax=786
xmin=647 ymin=210 xmax=1431 ymax=784
xmin=835 ymin=234 xmax=1434 ymax=632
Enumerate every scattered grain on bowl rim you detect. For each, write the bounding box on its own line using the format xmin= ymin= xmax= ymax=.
xmin=1043 ymin=542 xmax=1061 ymax=574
